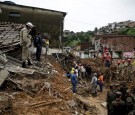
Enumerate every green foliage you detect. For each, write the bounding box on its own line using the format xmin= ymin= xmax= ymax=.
xmin=117 ymin=28 xmax=129 ymax=35
xmin=117 ymin=27 xmax=135 ymax=36
xmin=127 ymin=28 xmax=135 ymax=35
xmin=64 ymin=30 xmax=94 ymax=47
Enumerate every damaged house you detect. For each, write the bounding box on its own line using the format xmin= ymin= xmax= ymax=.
xmin=0 ymin=1 xmax=66 ymax=47
xmin=94 ymin=34 xmax=135 ymax=58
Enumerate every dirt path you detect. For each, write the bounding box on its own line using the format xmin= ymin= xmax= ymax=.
xmin=86 ymin=90 xmax=107 ymax=115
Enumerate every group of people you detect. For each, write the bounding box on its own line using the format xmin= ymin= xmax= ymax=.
xmin=107 ymin=83 xmax=135 ymax=115
xmin=90 ymin=72 xmax=104 ymax=97
xmin=66 ymin=62 xmax=91 ymax=94
xmin=66 ymin=62 xmax=104 ymax=96
xmin=20 ymin=22 xmax=49 ymax=68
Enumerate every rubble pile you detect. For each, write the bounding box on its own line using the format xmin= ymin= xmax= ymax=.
xmin=0 ymin=56 xmax=73 ymax=115
xmin=80 ymin=58 xmax=128 ymax=83
xmin=0 ymin=92 xmax=12 ymax=115
xmin=0 ymin=22 xmax=100 ymax=115
xmin=80 ymin=58 xmax=107 ymax=73
xmin=0 ymin=22 xmax=23 ymax=53
xmin=0 ymin=55 xmax=100 ymax=115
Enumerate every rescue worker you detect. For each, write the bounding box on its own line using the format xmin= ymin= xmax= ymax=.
xmin=107 ymin=84 xmax=116 ymax=115
xmin=75 ymin=66 xmax=79 ymax=79
xmin=97 ymin=72 xmax=104 ymax=92
xmin=121 ymin=59 xmax=126 ymax=77
xmin=20 ymin=22 xmax=33 ymax=68
xmin=122 ymin=59 xmax=126 ymax=65
xmin=119 ymin=82 xmax=128 ymax=101
xmin=125 ymin=89 xmax=135 ymax=114
xmin=112 ymin=91 xmax=126 ymax=115
xmin=117 ymin=60 xmax=121 ymax=65
xmin=34 ymin=33 xmax=43 ymax=61
xmin=80 ymin=65 xmax=86 ymax=79
xmin=127 ymin=59 xmax=131 ymax=64
xmin=71 ymin=71 xmax=77 ymax=94
xmin=90 ymin=73 xmax=97 ymax=97
xmin=105 ymin=52 xmax=111 ymax=68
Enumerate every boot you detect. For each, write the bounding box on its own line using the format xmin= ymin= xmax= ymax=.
xmin=22 ymin=62 xmax=26 ymax=68
xmin=28 ymin=60 xmax=32 ymax=65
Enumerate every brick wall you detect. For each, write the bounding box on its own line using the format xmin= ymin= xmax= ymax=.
xmin=97 ymin=35 xmax=135 ymax=52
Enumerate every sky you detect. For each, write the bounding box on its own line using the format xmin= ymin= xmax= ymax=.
xmin=1 ymin=0 xmax=135 ymax=32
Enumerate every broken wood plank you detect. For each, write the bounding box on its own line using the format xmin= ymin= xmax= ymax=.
xmin=101 ymin=102 xmax=107 ymax=108
xmin=7 ymin=66 xmax=36 ymax=74
xmin=63 ymin=86 xmax=72 ymax=92
xmin=30 ymin=99 xmax=62 ymax=108
xmin=8 ymin=78 xmax=35 ymax=97
xmin=0 ymin=64 xmax=36 ymax=75
xmin=35 ymin=82 xmax=51 ymax=97
xmin=29 ymin=100 xmax=47 ymax=106
xmin=7 ymin=56 xmax=22 ymax=64
xmin=35 ymin=85 xmax=46 ymax=97
xmin=75 ymin=95 xmax=92 ymax=108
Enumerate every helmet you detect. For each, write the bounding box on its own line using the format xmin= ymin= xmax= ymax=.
xmin=71 ymin=68 xmax=75 ymax=71
xmin=26 ymin=22 xmax=33 ymax=28
xmin=117 ymin=60 xmax=120 ymax=64
xmin=116 ymin=91 xmax=122 ymax=98
xmin=93 ymin=73 xmax=97 ymax=76
xmin=122 ymin=60 xmax=125 ymax=64
xmin=127 ymin=59 xmax=131 ymax=63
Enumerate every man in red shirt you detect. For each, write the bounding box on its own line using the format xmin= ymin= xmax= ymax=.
xmin=105 ymin=52 xmax=111 ymax=68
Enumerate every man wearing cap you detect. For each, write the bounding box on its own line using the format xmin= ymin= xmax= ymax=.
xmin=112 ymin=91 xmax=126 ymax=115
xmin=20 ymin=22 xmax=33 ymax=68
xmin=125 ymin=89 xmax=135 ymax=114
xmin=107 ymin=84 xmax=116 ymax=115
xmin=90 ymin=73 xmax=97 ymax=97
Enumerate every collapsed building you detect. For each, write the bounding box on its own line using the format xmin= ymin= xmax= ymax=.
xmin=0 ymin=1 xmax=66 ymax=47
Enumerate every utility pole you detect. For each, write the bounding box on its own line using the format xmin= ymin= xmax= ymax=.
xmin=59 ymin=18 xmax=64 ymax=53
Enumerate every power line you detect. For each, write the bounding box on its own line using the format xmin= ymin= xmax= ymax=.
xmin=65 ymin=20 xmax=96 ymax=32
xmin=65 ymin=19 xmax=102 ymax=27
xmin=65 ymin=21 xmax=81 ymax=32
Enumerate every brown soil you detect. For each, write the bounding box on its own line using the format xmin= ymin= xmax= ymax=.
xmin=0 ymin=56 xmax=109 ymax=115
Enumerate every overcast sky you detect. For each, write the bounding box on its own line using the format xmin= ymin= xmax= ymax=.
xmin=2 ymin=0 xmax=135 ymax=32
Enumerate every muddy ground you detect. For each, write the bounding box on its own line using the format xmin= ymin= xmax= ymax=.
xmin=0 ymin=56 xmax=110 ymax=115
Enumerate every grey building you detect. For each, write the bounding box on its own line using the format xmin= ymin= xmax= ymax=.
xmin=0 ymin=1 xmax=67 ymax=47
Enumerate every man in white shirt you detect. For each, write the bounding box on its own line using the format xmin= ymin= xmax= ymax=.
xmin=90 ymin=73 xmax=97 ymax=97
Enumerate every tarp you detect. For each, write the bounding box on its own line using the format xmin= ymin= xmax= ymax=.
xmin=123 ymin=52 xmax=134 ymax=58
